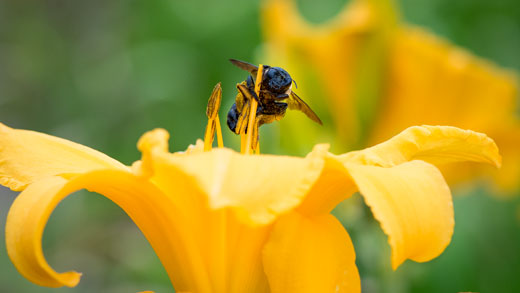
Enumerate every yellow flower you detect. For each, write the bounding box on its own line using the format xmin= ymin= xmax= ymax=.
xmin=0 ymin=121 xmax=500 ymax=292
xmin=261 ymin=0 xmax=519 ymax=192
xmin=0 ymin=65 xmax=501 ymax=292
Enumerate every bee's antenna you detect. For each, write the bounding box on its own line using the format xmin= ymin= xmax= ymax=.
xmin=293 ymin=79 xmax=298 ymax=89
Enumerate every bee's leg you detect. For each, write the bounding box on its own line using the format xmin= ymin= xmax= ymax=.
xmin=235 ymin=100 xmax=250 ymax=135
xmin=274 ymin=101 xmax=288 ymax=111
xmin=256 ymin=104 xmax=264 ymax=116
xmin=274 ymin=93 xmax=289 ymax=100
xmin=268 ymin=103 xmax=287 ymax=122
xmin=246 ymin=75 xmax=255 ymax=89
xmin=237 ymin=83 xmax=260 ymax=103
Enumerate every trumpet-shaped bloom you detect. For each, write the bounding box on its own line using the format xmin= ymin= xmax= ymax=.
xmin=0 ymin=122 xmax=500 ymax=292
xmin=261 ymin=0 xmax=519 ymax=192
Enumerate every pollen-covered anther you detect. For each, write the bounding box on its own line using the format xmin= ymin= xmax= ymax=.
xmin=204 ymin=82 xmax=224 ymax=151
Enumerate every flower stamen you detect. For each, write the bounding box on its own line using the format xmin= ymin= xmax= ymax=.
xmin=255 ymin=140 xmax=260 ymax=154
xmin=215 ymin=115 xmax=224 ymax=148
xmin=240 ymin=132 xmax=247 ymax=153
xmin=204 ymin=82 xmax=223 ymax=151
xmin=244 ymin=64 xmax=264 ymax=155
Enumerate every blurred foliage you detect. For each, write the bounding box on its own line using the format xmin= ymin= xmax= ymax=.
xmin=0 ymin=0 xmax=519 ymax=292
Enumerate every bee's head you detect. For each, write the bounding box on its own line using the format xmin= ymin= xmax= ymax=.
xmin=263 ymin=67 xmax=292 ymax=94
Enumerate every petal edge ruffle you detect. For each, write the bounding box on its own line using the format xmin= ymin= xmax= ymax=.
xmin=339 ymin=125 xmax=501 ymax=168
xmin=138 ymin=128 xmax=329 ymax=226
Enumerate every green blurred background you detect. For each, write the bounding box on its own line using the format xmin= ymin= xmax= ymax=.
xmin=0 ymin=0 xmax=519 ymax=292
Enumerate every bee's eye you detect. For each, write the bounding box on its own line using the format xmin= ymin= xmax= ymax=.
xmin=265 ymin=67 xmax=292 ymax=93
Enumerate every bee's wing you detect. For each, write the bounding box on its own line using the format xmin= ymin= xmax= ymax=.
xmin=229 ymin=59 xmax=258 ymax=77
xmin=288 ymin=91 xmax=323 ymax=125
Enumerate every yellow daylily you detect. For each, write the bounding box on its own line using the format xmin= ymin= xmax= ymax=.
xmin=0 ymin=121 xmax=500 ymax=292
xmin=0 ymin=67 xmax=501 ymax=292
xmin=261 ymin=0 xmax=519 ymax=192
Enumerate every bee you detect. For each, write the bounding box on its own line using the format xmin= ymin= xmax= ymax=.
xmin=226 ymin=59 xmax=322 ymax=135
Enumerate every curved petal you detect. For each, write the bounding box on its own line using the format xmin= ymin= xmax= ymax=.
xmin=262 ymin=212 xmax=360 ymax=293
xmin=297 ymin=126 xmax=500 ymax=269
xmin=137 ymin=129 xmax=328 ymax=226
xmin=6 ymin=176 xmax=82 ymax=287
xmin=344 ymin=160 xmax=453 ymax=269
xmin=0 ymin=123 xmax=127 ymax=191
xmin=298 ymin=126 xmax=500 ymax=216
xmin=5 ymin=169 xmax=214 ymax=292
xmin=340 ymin=125 xmax=501 ymax=168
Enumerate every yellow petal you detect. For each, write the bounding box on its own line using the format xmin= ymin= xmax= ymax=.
xmin=296 ymin=126 xmax=500 ymax=268
xmin=296 ymin=156 xmax=357 ymax=216
xmin=138 ymin=129 xmax=328 ymax=225
xmin=153 ymin=147 xmax=325 ymax=225
xmin=0 ymin=123 xmax=127 ymax=191
xmin=5 ymin=170 xmax=214 ymax=292
xmin=341 ymin=125 xmax=501 ymax=168
xmin=428 ymin=125 xmax=520 ymax=193
xmin=372 ymin=27 xmax=518 ymax=138
xmin=224 ymin=219 xmax=271 ymax=293
xmin=262 ymin=212 xmax=360 ymax=293
xmin=344 ymin=160 xmax=453 ymax=269
xmin=489 ymin=127 xmax=520 ymax=191
xmin=6 ymin=176 xmax=83 ymax=287
xmin=298 ymin=125 xmax=499 ymax=216
xmin=368 ymin=27 xmax=518 ymax=190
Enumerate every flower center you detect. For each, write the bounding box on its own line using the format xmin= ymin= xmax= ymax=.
xmin=203 ymin=64 xmax=265 ymax=154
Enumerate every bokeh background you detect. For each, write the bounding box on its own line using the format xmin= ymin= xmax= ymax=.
xmin=0 ymin=0 xmax=519 ymax=292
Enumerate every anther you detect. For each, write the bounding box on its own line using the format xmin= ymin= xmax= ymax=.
xmin=204 ymin=83 xmax=223 ymax=151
